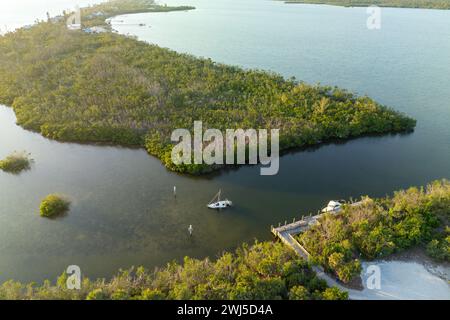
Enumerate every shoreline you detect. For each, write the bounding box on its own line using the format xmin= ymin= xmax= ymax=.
xmin=283 ymin=1 xmax=450 ymax=11
xmin=0 ymin=1 xmax=448 ymax=299
xmin=380 ymin=247 xmax=450 ymax=282
xmin=0 ymin=1 xmax=416 ymax=176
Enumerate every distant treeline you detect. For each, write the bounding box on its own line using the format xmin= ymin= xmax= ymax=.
xmin=79 ymin=0 xmax=195 ymax=28
xmin=283 ymin=0 xmax=450 ymax=10
xmin=298 ymin=179 xmax=450 ymax=283
xmin=0 ymin=241 xmax=348 ymax=300
xmin=0 ymin=0 xmax=415 ymax=175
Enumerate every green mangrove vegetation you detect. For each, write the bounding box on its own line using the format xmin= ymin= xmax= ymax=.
xmin=39 ymin=194 xmax=71 ymax=218
xmin=78 ymin=0 xmax=195 ymax=29
xmin=283 ymin=0 xmax=450 ymax=10
xmin=0 ymin=151 xmax=33 ymax=173
xmin=426 ymin=226 xmax=450 ymax=261
xmin=0 ymin=0 xmax=416 ymax=174
xmin=0 ymin=241 xmax=348 ymax=300
xmin=298 ymin=179 xmax=450 ymax=283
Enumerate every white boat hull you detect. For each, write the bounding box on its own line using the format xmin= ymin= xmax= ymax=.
xmin=321 ymin=200 xmax=342 ymax=213
xmin=207 ymin=200 xmax=232 ymax=209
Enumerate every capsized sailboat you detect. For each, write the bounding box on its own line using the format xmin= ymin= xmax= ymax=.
xmin=207 ymin=189 xmax=232 ymax=209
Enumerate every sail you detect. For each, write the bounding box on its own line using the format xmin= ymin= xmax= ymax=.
xmin=208 ymin=189 xmax=221 ymax=205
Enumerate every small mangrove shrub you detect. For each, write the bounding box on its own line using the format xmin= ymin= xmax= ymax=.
xmin=39 ymin=194 xmax=70 ymax=218
xmin=0 ymin=151 xmax=33 ymax=173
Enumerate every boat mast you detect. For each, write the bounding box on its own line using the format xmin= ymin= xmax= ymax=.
xmin=208 ymin=189 xmax=221 ymax=204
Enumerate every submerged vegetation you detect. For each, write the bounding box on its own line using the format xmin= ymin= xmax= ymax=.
xmin=0 ymin=241 xmax=348 ymax=300
xmin=298 ymin=180 xmax=450 ymax=283
xmin=0 ymin=151 xmax=33 ymax=173
xmin=283 ymin=0 xmax=450 ymax=10
xmin=0 ymin=0 xmax=416 ymax=175
xmin=39 ymin=194 xmax=71 ymax=218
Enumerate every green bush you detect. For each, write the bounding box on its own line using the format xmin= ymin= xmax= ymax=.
xmin=322 ymin=287 xmax=349 ymax=300
xmin=111 ymin=289 xmax=130 ymax=300
xmin=0 ymin=151 xmax=32 ymax=173
xmin=86 ymin=289 xmax=107 ymax=300
xmin=39 ymin=194 xmax=70 ymax=218
xmin=139 ymin=289 xmax=165 ymax=300
xmin=288 ymin=285 xmax=310 ymax=300
xmin=426 ymin=227 xmax=450 ymax=261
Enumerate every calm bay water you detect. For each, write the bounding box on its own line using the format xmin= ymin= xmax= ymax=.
xmin=0 ymin=0 xmax=105 ymax=34
xmin=1 ymin=0 xmax=450 ymax=288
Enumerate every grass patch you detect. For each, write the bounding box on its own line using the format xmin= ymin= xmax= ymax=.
xmin=39 ymin=194 xmax=71 ymax=218
xmin=0 ymin=151 xmax=33 ymax=174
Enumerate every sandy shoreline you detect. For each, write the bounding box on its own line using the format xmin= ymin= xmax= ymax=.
xmin=382 ymin=247 xmax=450 ymax=282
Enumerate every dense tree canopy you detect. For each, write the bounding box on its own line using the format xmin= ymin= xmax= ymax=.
xmin=0 ymin=241 xmax=347 ymax=300
xmin=299 ymin=180 xmax=450 ymax=283
xmin=0 ymin=1 xmax=415 ymax=174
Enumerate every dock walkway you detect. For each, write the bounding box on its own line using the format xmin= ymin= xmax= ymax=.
xmin=270 ymin=201 xmax=367 ymax=298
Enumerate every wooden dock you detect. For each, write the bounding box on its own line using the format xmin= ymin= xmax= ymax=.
xmin=270 ymin=216 xmax=315 ymax=260
xmin=270 ymin=200 xmax=367 ymax=297
xmin=271 ymin=200 xmax=365 ymax=258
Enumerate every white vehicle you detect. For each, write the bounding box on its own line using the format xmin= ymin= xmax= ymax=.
xmin=321 ymin=200 xmax=342 ymax=213
xmin=207 ymin=190 xmax=232 ymax=209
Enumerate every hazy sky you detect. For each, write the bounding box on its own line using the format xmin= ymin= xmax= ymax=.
xmin=0 ymin=0 xmax=105 ymax=33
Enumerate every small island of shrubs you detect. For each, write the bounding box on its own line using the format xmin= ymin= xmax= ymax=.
xmin=39 ymin=194 xmax=71 ymax=218
xmin=0 ymin=151 xmax=33 ymax=174
xmin=0 ymin=0 xmax=416 ymax=175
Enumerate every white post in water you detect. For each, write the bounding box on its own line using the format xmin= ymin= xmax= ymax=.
xmin=173 ymin=186 xmax=177 ymax=197
xmin=188 ymin=224 xmax=193 ymax=236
